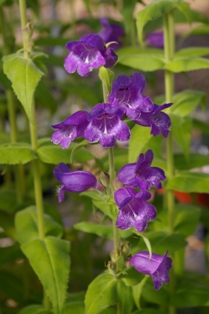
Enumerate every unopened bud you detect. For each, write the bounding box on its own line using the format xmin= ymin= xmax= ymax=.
xmin=107 ymin=260 xmax=116 ymax=272
xmin=121 ymin=241 xmax=130 ymax=257
xmin=100 ymin=172 xmax=109 ymax=188
xmin=110 ymin=249 xmax=121 ymax=263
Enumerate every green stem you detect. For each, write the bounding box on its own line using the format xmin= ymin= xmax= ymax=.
xmin=163 ymin=11 xmax=176 ymax=314
xmin=19 ymin=0 xmax=29 ymax=58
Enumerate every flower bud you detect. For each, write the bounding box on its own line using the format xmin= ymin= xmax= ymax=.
xmin=99 ymin=172 xmax=109 ymax=188
xmin=107 ymin=260 xmax=116 ymax=272
xmin=121 ymin=241 xmax=130 ymax=257
xmin=110 ymin=249 xmax=121 ymax=263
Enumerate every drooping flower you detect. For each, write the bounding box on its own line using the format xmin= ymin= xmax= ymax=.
xmin=108 ymin=73 xmax=151 ymax=119
xmin=64 ymin=34 xmax=118 ymax=76
xmin=134 ymin=103 xmax=172 ymax=138
xmin=98 ymin=18 xmax=125 ymax=50
xmin=118 ymin=150 xmax=166 ymax=191
xmin=84 ymin=103 xmax=130 ymax=147
xmin=129 ymin=251 xmax=172 ymax=290
xmin=146 ymin=32 xmax=164 ymax=49
xmin=115 ymin=187 xmax=156 ymax=232
xmin=51 ymin=111 xmax=88 ymax=149
xmin=54 ymin=163 xmax=97 ymax=202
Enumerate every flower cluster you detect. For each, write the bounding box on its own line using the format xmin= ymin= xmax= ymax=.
xmin=52 ymin=31 xmax=172 ymax=291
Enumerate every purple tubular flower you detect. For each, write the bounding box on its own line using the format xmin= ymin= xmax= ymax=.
xmin=64 ymin=34 xmax=118 ymax=76
xmin=54 ymin=163 xmax=97 ymax=202
xmin=115 ymin=187 xmax=156 ymax=232
xmin=129 ymin=251 xmax=172 ymax=290
xmin=84 ymin=103 xmax=130 ymax=147
xmin=108 ymin=73 xmax=150 ymax=119
xmin=98 ymin=18 xmax=125 ymax=50
xmin=134 ymin=103 xmax=172 ymax=138
xmin=51 ymin=111 xmax=89 ymax=149
xmin=118 ymin=150 xmax=166 ymax=191
xmin=146 ymin=32 xmax=164 ymax=49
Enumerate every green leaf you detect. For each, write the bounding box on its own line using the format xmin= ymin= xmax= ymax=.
xmin=171 ymin=275 xmax=209 ymax=307
xmin=136 ymin=0 xmax=181 ymax=44
xmin=3 ymin=54 xmax=44 ymax=123
xmin=63 ymin=303 xmax=84 ymax=314
xmin=21 ymin=236 xmax=70 ymax=314
xmin=85 ymin=273 xmax=120 ymax=314
xmin=132 ymin=275 xmax=149 ymax=310
xmin=174 ymin=153 xmax=209 ymax=170
xmin=174 ymin=204 xmax=201 ymax=237
xmin=15 ymin=206 xmax=63 ymax=245
xmin=165 ymin=57 xmax=209 ymax=72
xmin=176 ymin=2 xmax=191 ymax=22
xmin=0 ymin=189 xmax=18 ymax=212
xmin=171 ymin=89 xmax=206 ymax=117
xmin=74 ymin=221 xmax=132 ymax=240
xmin=37 ymin=139 xmax=94 ymax=164
xmin=170 ymin=114 xmax=192 ymax=159
xmin=99 ymin=66 xmax=114 ymax=96
xmin=167 ymin=171 xmax=209 ymax=193
xmin=128 ymin=124 xmax=153 ymax=163
xmin=132 ymin=309 xmax=166 ymax=314
xmin=175 ymin=47 xmax=209 ymax=58
xmin=93 ymin=198 xmax=118 ymax=220
xmin=135 ymin=231 xmax=187 ymax=255
xmin=142 ymin=278 xmax=169 ymax=305
xmin=118 ymin=53 xmax=164 ymax=71
xmin=18 ymin=305 xmax=48 ymax=314
xmin=70 ymin=140 xmax=90 ymax=163
xmin=0 ymin=142 xmax=36 ymax=164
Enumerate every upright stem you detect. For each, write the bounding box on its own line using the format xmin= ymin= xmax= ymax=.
xmin=163 ymin=11 xmax=176 ymax=314
xmin=19 ymin=0 xmax=29 ymax=58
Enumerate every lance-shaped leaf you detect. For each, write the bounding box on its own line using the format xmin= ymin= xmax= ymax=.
xmin=0 ymin=142 xmax=36 ymax=164
xmin=136 ymin=0 xmax=181 ymax=44
xmin=21 ymin=236 xmax=70 ymax=314
xmin=3 ymin=53 xmax=44 ymax=124
xmin=165 ymin=56 xmax=209 ymax=72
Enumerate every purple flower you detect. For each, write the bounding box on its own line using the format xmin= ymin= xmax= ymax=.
xmin=51 ymin=111 xmax=88 ymax=149
xmin=115 ymin=187 xmax=156 ymax=232
xmin=134 ymin=103 xmax=172 ymax=138
xmin=129 ymin=251 xmax=172 ymax=290
xmin=118 ymin=150 xmax=166 ymax=191
xmin=108 ymin=73 xmax=153 ymax=119
xmin=98 ymin=18 xmax=125 ymax=50
xmin=84 ymin=103 xmax=130 ymax=147
xmin=64 ymin=34 xmax=118 ymax=76
xmin=146 ymin=32 xmax=164 ymax=49
xmin=54 ymin=163 xmax=97 ymax=202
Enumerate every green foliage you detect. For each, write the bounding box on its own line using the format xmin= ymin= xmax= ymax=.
xmin=167 ymin=171 xmax=209 ymax=193
xmin=3 ymin=53 xmax=44 ymax=123
xmin=165 ymin=57 xmax=209 ymax=72
xmin=0 ymin=142 xmax=37 ymax=164
xmin=15 ymin=206 xmax=63 ymax=244
xmin=136 ymin=0 xmax=181 ymax=44
xmin=85 ymin=272 xmax=121 ymax=314
xmin=18 ymin=305 xmax=48 ymax=314
xmin=174 ymin=153 xmax=209 ymax=170
xmin=22 ymin=237 xmax=70 ymax=314
xmin=174 ymin=204 xmax=201 ymax=237
xmin=99 ymin=66 xmax=114 ymax=96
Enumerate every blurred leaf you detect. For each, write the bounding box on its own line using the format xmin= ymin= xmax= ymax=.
xmin=85 ymin=273 xmax=120 ymax=314
xmin=34 ymin=37 xmax=67 ymax=46
xmin=3 ymin=53 xmax=44 ymax=123
xmin=174 ymin=204 xmax=201 ymax=237
xmin=136 ymin=0 xmax=180 ymax=44
xmin=132 ymin=310 xmax=166 ymax=314
xmin=167 ymin=171 xmax=209 ymax=193
xmin=22 ymin=236 xmax=70 ymax=314
xmin=183 ymin=25 xmax=209 ymax=39
xmin=128 ymin=124 xmax=153 ymax=163
xmin=74 ymin=221 xmax=132 ymax=240
xmin=0 ymin=189 xmax=17 ymax=212
xmin=133 ymin=275 xmax=149 ymax=310
xmin=142 ymin=278 xmax=169 ymax=305
xmin=176 ymin=1 xmax=191 ymax=22
xmin=171 ymin=89 xmax=206 ymax=117
xmin=174 ymin=153 xmax=209 ymax=170
xmin=175 ymin=47 xmax=209 ymax=58
xmin=18 ymin=305 xmax=48 ymax=314
xmin=171 ymin=275 xmax=209 ymax=307
xmin=0 ymin=244 xmax=23 ymax=266
xmin=165 ymin=57 xmax=209 ymax=72
xmin=35 ymin=80 xmax=57 ymax=113
xmin=0 ymin=142 xmax=36 ymax=164
xmin=171 ymin=114 xmax=192 ymax=159
xmin=118 ymin=53 xmax=164 ymax=71
xmin=15 ymin=206 xmax=63 ymax=245
xmin=37 ymin=139 xmax=94 ymax=164
xmin=0 ymin=270 xmax=24 ymax=302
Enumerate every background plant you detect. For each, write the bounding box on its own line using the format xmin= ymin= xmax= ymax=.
xmin=0 ymin=0 xmax=209 ymax=314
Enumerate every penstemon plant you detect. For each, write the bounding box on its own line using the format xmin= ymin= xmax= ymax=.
xmin=1 ymin=0 xmax=209 ymax=314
